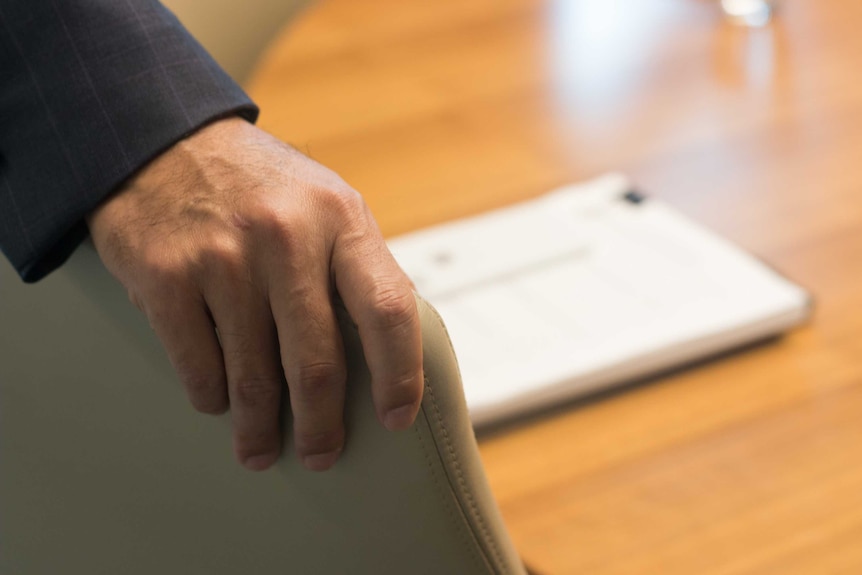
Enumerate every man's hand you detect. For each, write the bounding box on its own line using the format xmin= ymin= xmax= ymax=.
xmin=87 ymin=117 xmax=423 ymax=472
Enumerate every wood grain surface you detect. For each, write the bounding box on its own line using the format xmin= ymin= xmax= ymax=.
xmin=246 ymin=1 xmax=862 ymax=572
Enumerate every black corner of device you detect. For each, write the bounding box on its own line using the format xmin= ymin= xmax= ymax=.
xmin=621 ymin=190 xmax=647 ymax=205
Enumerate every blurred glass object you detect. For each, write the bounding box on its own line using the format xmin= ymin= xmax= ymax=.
xmin=721 ymin=0 xmax=773 ymax=27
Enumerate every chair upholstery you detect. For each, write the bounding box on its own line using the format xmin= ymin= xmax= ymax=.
xmin=161 ymin=0 xmax=310 ymax=83
xmin=0 ymin=243 xmax=527 ymax=574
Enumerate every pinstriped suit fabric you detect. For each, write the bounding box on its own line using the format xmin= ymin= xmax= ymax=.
xmin=0 ymin=0 xmax=258 ymax=281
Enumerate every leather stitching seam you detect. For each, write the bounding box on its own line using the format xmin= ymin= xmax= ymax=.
xmin=425 ymin=382 xmax=505 ymax=573
xmin=413 ymin=412 xmax=487 ymax=573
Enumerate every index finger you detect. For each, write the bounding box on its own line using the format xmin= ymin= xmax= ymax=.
xmin=333 ymin=228 xmax=423 ymax=431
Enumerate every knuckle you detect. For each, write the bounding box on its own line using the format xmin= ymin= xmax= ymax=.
xmin=292 ymin=361 xmax=346 ymax=400
xmin=329 ymin=191 xmax=374 ymax=250
xmin=140 ymin=249 xmax=186 ymax=285
xmin=323 ymin=186 xmax=365 ymax=221
xmin=249 ymin=204 xmax=305 ymax=252
xmin=270 ymin=220 xmax=304 ymax=253
xmin=368 ymin=284 xmax=417 ymax=331
xmin=200 ymin=234 xmax=244 ymax=271
xmin=295 ymin=428 xmax=344 ymax=459
xmin=232 ymin=376 xmax=280 ymax=408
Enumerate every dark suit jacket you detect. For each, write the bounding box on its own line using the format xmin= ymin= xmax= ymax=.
xmin=0 ymin=0 xmax=259 ymax=282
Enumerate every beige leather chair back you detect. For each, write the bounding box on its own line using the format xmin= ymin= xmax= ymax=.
xmin=0 ymin=244 xmax=526 ymax=574
xmin=161 ymin=0 xmax=310 ymax=83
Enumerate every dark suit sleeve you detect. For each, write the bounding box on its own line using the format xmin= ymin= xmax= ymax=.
xmin=0 ymin=0 xmax=259 ymax=282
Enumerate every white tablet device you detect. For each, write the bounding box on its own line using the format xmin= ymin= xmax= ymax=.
xmin=388 ymin=174 xmax=811 ymax=426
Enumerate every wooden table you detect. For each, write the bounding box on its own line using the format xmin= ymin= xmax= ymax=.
xmin=247 ymin=1 xmax=862 ymax=572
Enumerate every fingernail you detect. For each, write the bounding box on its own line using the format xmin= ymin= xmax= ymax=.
xmin=303 ymin=449 xmax=341 ymax=472
xmin=384 ymin=403 xmax=417 ymax=431
xmin=243 ymin=452 xmax=278 ymax=472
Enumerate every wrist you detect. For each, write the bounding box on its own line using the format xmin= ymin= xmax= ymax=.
xmin=86 ymin=116 xmax=252 ymax=229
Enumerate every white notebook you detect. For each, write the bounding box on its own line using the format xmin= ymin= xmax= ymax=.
xmin=388 ymin=174 xmax=811 ymax=427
